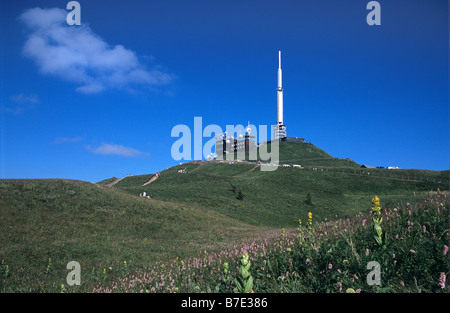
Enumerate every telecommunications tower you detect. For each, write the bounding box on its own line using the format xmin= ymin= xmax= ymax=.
xmin=274 ymin=50 xmax=286 ymax=139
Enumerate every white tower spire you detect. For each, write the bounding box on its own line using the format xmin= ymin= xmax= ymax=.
xmin=274 ymin=50 xmax=286 ymax=139
xmin=278 ymin=51 xmax=282 ymax=89
xmin=277 ymin=51 xmax=283 ymax=125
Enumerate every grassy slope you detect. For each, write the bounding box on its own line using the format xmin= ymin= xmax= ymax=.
xmin=122 ymin=162 xmax=446 ymax=229
xmin=226 ymin=141 xmax=359 ymax=167
xmin=112 ymin=142 xmax=448 ymax=228
xmin=277 ymin=141 xmax=360 ymax=167
xmin=1 ymin=141 xmax=447 ymax=291
xmin=0 ymin=179 xmax=265 ymax=292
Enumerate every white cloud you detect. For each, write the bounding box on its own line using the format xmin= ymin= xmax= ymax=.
xmin=4 ymin=93 xmax=39 ymax=114
xmin=85 ymin=143 xmax=148 ymax=157
xmin=10 ymin=94 xmax=39 ymax=104
xmin=20 ymin=7 xmax=174 ymax=94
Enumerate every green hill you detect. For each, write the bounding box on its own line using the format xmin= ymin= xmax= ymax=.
xmin=0 ymin=179 xmax=265 ymax=292
xmin=224 ymin=141 xmax=359 ymax=167
xmin=115 ymin=165 xmax=446 ymax=229
xmin=111 ymin=141 xmax=448 ymax=228
xmin=1 ymin=141 xmax=448 ymax=292
xmin=276 ymin=141 xmax=359 ymax=167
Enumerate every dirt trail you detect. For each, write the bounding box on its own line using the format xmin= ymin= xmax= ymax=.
xmin=105 ymin=177 xmax=123 ymax=187
xmin=237 ymin=164 xmax=260 ymax=176
xmin=142 ymin=175 xmax=158 ymax=186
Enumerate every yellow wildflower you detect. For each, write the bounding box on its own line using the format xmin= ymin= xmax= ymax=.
xmin=371 ymin=196 xmax=383 ymax=246
xmin=306 ymin=212 xmax=313 ymax=229
xmin=372 ymin=196 xmax=381 ymax=211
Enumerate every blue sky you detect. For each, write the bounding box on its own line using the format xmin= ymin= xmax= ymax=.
xmin=0 ymin=0 xmax=448 ymax=182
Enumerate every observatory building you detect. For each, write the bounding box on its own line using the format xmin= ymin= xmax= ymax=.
xmin=215 ymin=124 xmax=256 ymax=157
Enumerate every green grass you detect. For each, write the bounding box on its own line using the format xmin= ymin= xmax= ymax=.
xmin=223 ymin=141 xmax=360 ymax=168
xmin=117 ymin=160 xmax=447 ymax=228
xmin=0 ymin=179 xmax=265 ymax=292
xmin=114 ymin=142 xmax=447 ymax=231
xmin=96 ymin=177 xmax=117 ymax=185
xmin=0 ymin=141 xmax=448 ymax=292
xmin=278 ymin=141 xmax=333 ymax=159
xmin=113 ymin=174 xmax=155 ymax=187
xmin=92 ymin=192 xmax=450 ymax=293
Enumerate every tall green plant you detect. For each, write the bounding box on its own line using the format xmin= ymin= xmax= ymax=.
xmin=371 ymin=196 xmax=385 ymax=246
xmin=306 ymin=211 xmax=313 ymax=230
xmin=234 ymin=252 xmax=253 ymax=293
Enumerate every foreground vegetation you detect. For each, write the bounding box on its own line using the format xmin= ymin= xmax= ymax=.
xmin=1 ymin=181 xmax=448 ymax=292
xmin=0 ymin=179 xmax=265 ymax=292
xmin=1 ymin=179 xmax=448 ymax=292
xmin=0 ymin=141 xmax=448 ymax=292
xmin=88 ymin=192 xmax=449 ymax=293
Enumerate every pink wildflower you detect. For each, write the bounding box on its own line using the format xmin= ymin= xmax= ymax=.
xmin=400 ymin=281 xmax=405 ymax=287
xmin=443 ymin=245 xmax=449 ymax=256
xmin=328 ymin=263 xmax=332 ymax=270
xmin=410 ymin=249 xmax=416 ymax=253
xmin=438 ymin=272 xmax=446 ymax=289
xmin=365 ymin=248 xmax=369 ymax=256
xmin=362 ymin=219 xmax=366 ymax=227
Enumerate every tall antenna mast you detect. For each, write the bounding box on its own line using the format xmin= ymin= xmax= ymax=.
xmin=279 ymin=50 xmax=281 ymax=68
xmin=274 ymin=50 xmax=287 ymax=139
xmin=277 ymin=50 xmax=283 ymax=125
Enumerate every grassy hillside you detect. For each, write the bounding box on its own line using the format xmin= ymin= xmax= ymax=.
xmin=93 ymin=192 xmax=450 ymax=293
xmin=108 ymin=142 xmax=448 ymax=229
xmin=276 ymin=141 xmax=359 ymax=167
xmin=224 ymin=141 xmax=360 ymax=168
xmin=0 ymin=179 xmax=266 ymax=292
xmin=115 ymin=161 xmax=447 ymax=229
xmin=113 ymin=174 xmax=154 ymax=187
xmin=1 ymin=141 xmax=447 ymax=292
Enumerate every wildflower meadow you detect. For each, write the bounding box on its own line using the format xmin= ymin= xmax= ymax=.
xmin=91 ymin=191 xmax=449 ymax=293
